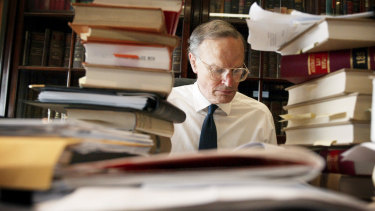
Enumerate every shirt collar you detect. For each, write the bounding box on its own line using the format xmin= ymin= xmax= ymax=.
xmin=192 ymin=82 xmax=233 ymax=116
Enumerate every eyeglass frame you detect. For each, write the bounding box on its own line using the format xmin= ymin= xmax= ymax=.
xmin=195 ymin=56 xmax=249 ymax=82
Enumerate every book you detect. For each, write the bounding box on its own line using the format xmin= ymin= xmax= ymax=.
xmin=310 ymin=173 xmax=375 ymax=200
xmin=59 ymin=145 xmax=326 ymax=187
xmin=92 ymin=0 xmax=184 ymax=35
xmin=30 ymin=85 xmax=186 ymax=123
xmin=278 ymin=18 xmax=375 ymax=55
xmin=80 ymin=63 xmax=173 ymax=96
xmin=71 ymin=3 xmax=168 ymax=34
xmin=314 ymin=142 xmax=375 ymax=176
xmin=66 ymin=108 xmax=174 ymax=138
xmin=28 ymin=31 xmax=45 ymax=66
xmin=282 ymin=93 xmax=372 ymax=128
xmin=21 ymin=30 xmax=31 ymax=65
xmin=63 ymin=32 xmax=72 ymax=67
xmin=284 ymin=120 xmax=371 ymax=146
xmin=48 ymin=30 xmax=65 ymax=66
xmin=69 ymin=25 xmax=180 ymax=48
xmin=72 ymin=34 xmax=85 ymax=68
xmin=83 ymin=42 xmax=172 ymax=70
xmin=280 ymin=47 xmax=375 ymax=83
xmin=285 ymin=68 xmax=374 ymax=105
xmin=285 ymin=69 xmax=373 ymax=105
xmin=41 ymin=28 xmax=51 ymax=66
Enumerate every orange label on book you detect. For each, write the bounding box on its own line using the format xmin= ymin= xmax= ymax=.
xmin=114 ymin=54 xmax=139 ymax=59
xmin=307 ymin=52 xmax=330 ymax=75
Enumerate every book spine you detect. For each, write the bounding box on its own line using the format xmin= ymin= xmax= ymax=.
xmin=28 ymin=31 xmax=45 ymax=66
xmin=248 ymin=48 xmax=260 ymax=77
xmin=243 ymin=0 xmax=252 ymax=14
xmin=73 ymin=35 xmax=85 ymax=68
xmin=48 ymin=30 xmax=65 ymax=66
xmin=21 ymin=30 xmax=31 ymax=66
xmin=280 ymin=46 xmax=375 ymax=84
xmin=231 ymin=0 xmax=240 ymax=13
xmin=224 ymin=0 xmax=232 ymax=13
xmin=293 ymin=0 xmax=304 ymax=12
xmin=41 ymin=28 xmax=51 ymax=66
xmin=63 ymin=33 xmax=72 ymax=67
xmin=318 ymin=149 xmax=356 ymax=175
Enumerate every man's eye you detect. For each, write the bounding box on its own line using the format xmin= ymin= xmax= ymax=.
xmin=233 ymin=69 xmax=242 ymax=74
xmin=213 ymin=69 xmax=226 ymax=74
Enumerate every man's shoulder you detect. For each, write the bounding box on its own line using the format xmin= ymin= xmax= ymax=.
xmin=168 ymin=84 xmax=195 ymax=100
xmin=234 ymin=92 xmax=270 ymax=112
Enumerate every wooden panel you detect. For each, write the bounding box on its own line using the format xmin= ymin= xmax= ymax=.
xmin=0 ymin=0 xmax=18 ymax=117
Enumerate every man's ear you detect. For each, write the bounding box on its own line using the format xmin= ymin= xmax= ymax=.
xmin=189 ymin=53 xmax=198 ymax=74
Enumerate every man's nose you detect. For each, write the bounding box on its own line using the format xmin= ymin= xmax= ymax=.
xmin=221 ymin=70 xmax=234 ymax=87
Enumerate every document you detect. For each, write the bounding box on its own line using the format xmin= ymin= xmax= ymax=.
xmin=246 ymin=3 xmax=374 ymax=52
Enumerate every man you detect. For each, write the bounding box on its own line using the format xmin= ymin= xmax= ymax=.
xmin=168 ymin=20 xmax=277 ymax=153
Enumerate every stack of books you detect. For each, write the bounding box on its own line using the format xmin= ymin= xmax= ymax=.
xmin=30 ymin=0 xmax=185 ymax=152
xmin=281 ymin=68 xmax=373 ymax=146
xmin=278 ymin=14 xmax=375 ymax=201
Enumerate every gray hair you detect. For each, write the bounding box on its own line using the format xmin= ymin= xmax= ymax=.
xmin=188 ymin=20 xmax=245 ymax=57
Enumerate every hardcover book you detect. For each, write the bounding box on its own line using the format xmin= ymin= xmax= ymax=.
xmin=80 ymin=63 xmax=174 ymax=96
xmin=285 ymin=68 xmax=373 ymax=105
xmin=282 ymin=93 xmax=372 ymax=128
xmin=92 ymin=0 xmax=183 ymax=35
xmin=48 ymin=30 xmax=65 ymax=67
xmin=83 ymin=42 xmax=172 ymax=70
xmin=280 ymin=47 xmax=375 ymax=84
xmin=69 ymin=24 xmax=180 ymax=48
xmin=72 ymin=3 xmax=168 ymax=34
xmin=278 ymin=18 xmax=375 ymax=55
xmin=284 ymin=120 xmax=371 ymax=146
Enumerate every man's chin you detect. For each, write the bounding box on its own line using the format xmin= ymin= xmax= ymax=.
xmin=215 ymin=94 xmax=235 ymax=104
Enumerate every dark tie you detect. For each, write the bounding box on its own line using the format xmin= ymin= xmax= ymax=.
xmin=199 ymin=104 xmax=218 ymax=150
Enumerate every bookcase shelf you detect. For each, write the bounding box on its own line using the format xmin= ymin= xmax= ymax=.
xmin=24 ymin=11 xmax=74 ymax=18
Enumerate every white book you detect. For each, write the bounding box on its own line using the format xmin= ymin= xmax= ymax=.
xmin=80 ymin=63 xmax=173 ymax=96
xmin=84 ymin=42 xmax=172 ymax=70
xmin=286 ymin=69 xmax=373 ymax=105
xmin=282 ymin=93 xmax=372 ymax=128
xmin=278 ymin=18 xmax=375 ymax=55
xmin=284 ymin=121 xmax=371 ymax=146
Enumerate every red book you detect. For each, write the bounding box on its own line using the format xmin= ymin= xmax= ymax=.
xmin=318 ymin=149 xmax=356 ymax=175
xmin=280 ymin=46 xmax=375 ymax=84
xmin=316 ymin=144 xmax=375 ymax=176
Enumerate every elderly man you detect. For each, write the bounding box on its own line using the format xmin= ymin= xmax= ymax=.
xmin=168 ymin=20 xmax=277 ymax=153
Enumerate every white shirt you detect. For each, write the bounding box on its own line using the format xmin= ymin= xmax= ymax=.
xmin=167 ymin=82 xmax=277 ymax=153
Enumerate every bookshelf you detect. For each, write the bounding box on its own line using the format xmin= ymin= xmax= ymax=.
xmin=2 ymin=0 xmax=87 ymax=118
